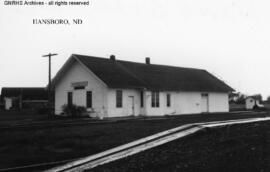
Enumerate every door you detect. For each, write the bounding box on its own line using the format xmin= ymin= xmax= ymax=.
xmin=73 ymin=90 xmax=86 ymax=106
xmin=201 ymin=93 xmax=209 ymax=113
xmin=128 ymin=96 xmax=135 ymax=116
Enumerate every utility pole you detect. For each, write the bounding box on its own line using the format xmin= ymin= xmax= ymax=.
xmin=43 ymin=53 xmax=58 ymax=119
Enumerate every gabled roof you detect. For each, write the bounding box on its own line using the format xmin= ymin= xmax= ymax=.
xmin=52 ymin=54 xmax=234 ymax=92
xmin=246 ymin=94 xmax=262 ymax=100
xmin=1 ymin=87 xmax=48 ymax=100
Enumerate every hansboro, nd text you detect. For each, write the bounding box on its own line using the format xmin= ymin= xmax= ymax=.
xmin=33 ymin=19 xmax=70 ymax=25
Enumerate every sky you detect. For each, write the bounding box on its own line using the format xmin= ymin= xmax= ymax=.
xmin=0 ymin=0 xmax=270 ymax=99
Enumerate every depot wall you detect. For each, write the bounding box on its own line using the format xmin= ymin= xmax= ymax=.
xmin=54 ymin=60 xmax=229 ymax=117
xmin=54 ymin=60 xmax=108 ymax=117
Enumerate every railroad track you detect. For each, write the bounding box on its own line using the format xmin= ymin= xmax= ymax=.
xmin=0 ymin=111 xmax=267 ymax=130
xmin=45 ymin=117 xmax=270 ymax=172
xmin=0 ymin=117 xmax=269 ymax=172
xmin=0 ymin=123 xmax=198 ymax=172
xmin=0 ymin=114 xmax=269 ymax=171
xmin=0 ymin=120 xmax=115 ymax=130
xmin=0 ymin=159 xmax=74 ymax=172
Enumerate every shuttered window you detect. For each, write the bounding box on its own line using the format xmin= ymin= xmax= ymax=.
xmin=116 ymin=90 xmax=123 ymax=108
xmin=86 ymin=91 xmax=92 ymax=108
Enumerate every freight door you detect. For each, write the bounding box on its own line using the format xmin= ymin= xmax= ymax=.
xmin=128 ymin=96 xmax=135 ymax=116
xmin=201 ymin=93 xmax=209 ymax=113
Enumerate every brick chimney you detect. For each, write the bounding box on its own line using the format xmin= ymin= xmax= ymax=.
xmin=145 ymin=57 xmax=150 ymax=65
xmin=110 ymin=55 xmax=116 ymax=61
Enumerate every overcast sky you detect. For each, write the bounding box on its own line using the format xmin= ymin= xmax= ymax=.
xmin=0 ymin=0 xmax=270 ymax=98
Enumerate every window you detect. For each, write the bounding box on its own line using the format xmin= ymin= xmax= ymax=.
xmin=67 ymin=92 xmax=72 ymax=107
xmin=167 ymin=94 xmax=171 ymax=107
xmin=116 ymin=90 xmax=123 ymax=108
xmin=140 ymin=91 xmax=144 ymax=107
xmin=86 ymin=91 xmax=92 ymax=108
xmin=151 ymin=91 xmax=159 ymax=108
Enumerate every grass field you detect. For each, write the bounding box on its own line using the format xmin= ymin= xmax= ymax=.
xmin=0 ymin=111 xmax=269 ymax=169
xmin=92 ymin=121 xmax=270 ymax=172
xmin=0 ymin=110 xmax=86 ymax=124
xmin=0 ymin=110 xmax=47 ymax=122
xmin=229 ymin=103 xmax=246 ymax=111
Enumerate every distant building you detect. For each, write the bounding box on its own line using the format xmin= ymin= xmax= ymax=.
xmin=0 ymin=94 xmax=4 ymax=110
xmin=245 ymin=95 xmax=263 ymax=110
xmin=1 ymin=87 xmax=48 ymax=110
xmin=52 ymin=54 xmax=234 ymax=118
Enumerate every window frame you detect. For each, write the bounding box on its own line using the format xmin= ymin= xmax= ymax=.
xmin=116 ymin=90 xmax=123 ymax=108
xmin=140 ymin=91 xmax=144 ymax=107
xmin=167 ymin=94 xmax=171 ymax=107
xmin=151 ymin=91 xmax=160 ymax=108
xmin=86 ymin=91 xmax=92 ymax=108
xmin=67 ymin=92 xmax=73 ymax=107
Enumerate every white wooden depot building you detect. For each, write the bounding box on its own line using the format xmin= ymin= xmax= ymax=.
xmin=51 ymin=54 xmax=234 ymax=118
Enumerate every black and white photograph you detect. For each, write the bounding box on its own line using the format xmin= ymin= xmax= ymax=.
xmin=0 ymin=0 xmax=270 ymax=171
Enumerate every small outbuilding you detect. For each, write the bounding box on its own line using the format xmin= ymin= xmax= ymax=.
xmin=245 ymin=95 xmax=263 ymax=110
xmin=1 ymin=87 xmax=48 ymax=110
xmin=52 ymin=54 xmax=234 ymax=118
xmin=0 ymin=94 xmax=4 ymax=110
